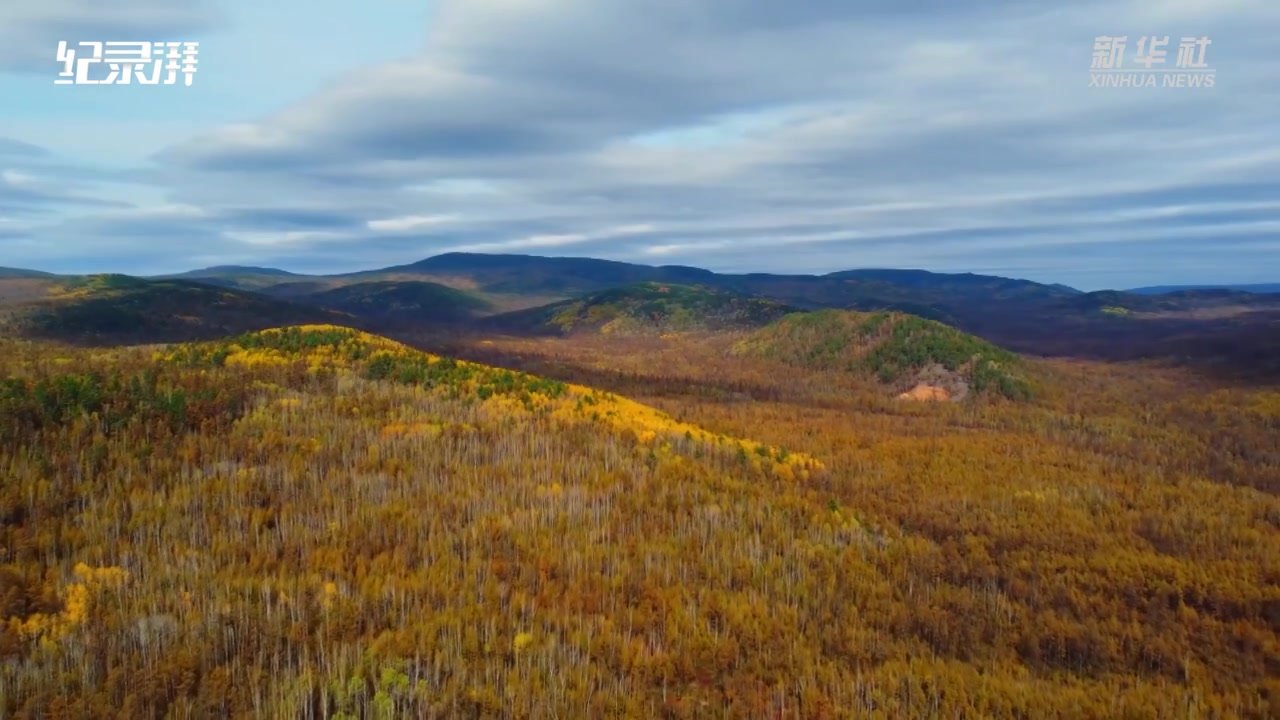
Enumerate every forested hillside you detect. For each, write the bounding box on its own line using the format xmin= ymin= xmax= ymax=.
xmin=735 ymin=310 xmax=1033 ymax=400
xmin=0 ymin=326 xmax=820 ymax=718
xmin=0 ymin=275 xmax=333 ymax=345
xmin=294 ymin=281 xmax=493 ymax=325
xmin=488 ymin=282 xmax=795 ymax=336
xmin=1 ymin=325 xmax=1276 ymax=718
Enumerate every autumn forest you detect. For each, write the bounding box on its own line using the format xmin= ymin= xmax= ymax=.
xmin=0 ymin=310 xmax=1274 ymax=719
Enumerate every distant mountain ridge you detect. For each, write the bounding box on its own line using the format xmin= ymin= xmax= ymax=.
xmin=173 ymin=265 xmax=302 ymax=277
xmin=296 ymin=280 xmax=493 ymax=325
xmin=158 ymin=266 xmax=309 ymax=291
xmin=1127 ymin=283 xmax=1280 ymax=295
xmin=2 ymin=254 xmax=1276 ymax=379
xmin=486 ymin=282 xmax=797 ymax=335
xmin=6 ymin=255 xmax=1275 ymax=299
xmin=0 ymin=254 xmax=1169 ymax=299
xmin=354 ymin=252 xmax=720 ymax=296
xmin=156 ymin=253 xmax=1097 ymax=331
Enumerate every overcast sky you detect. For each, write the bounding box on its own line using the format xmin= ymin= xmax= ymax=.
xmin=1 ymin=0 xmax=1278 ymax=289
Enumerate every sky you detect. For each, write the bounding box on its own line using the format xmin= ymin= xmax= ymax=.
xmin=1 ymin=0 xmax=1278 ymax=290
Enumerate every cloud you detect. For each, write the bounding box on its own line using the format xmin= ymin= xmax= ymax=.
xmin=6 ymin=0 xmax=1280 ymax=286
xmin=366 ymin=214 xmax=458 ymax=233
xmin=450 ymin=232 xmax=590 ymax=254
xmin=0 ymin=166 xmax=133 ymax=215
xmin=223 ymin=230 xmax=350 ymax=247
xmin=0 ymin=138 xmax=49 ymax=157
xmin=0 ymin=0 xmax=223 ymax=72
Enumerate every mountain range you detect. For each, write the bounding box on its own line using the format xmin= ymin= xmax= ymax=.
xmin=2 ymin=252 xmax=1276 ymax=380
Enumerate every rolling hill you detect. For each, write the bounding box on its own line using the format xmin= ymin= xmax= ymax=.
xmin=294 ymin=280 xmax=493 ymax=325
xmin=0 ymin=267 xmax=56 ymax=279
xmin=486 ymin=282 xmax=797 ymax=335
xmin=0 ymin=274 xmax=335 ymax=345
xmin=1055 ymin=288 xmax=1280 ymax=317
xmin=157 ymin=266 xmax=309 ymax=291
xmin=735 ymin=309 xmax=1034 ymax=400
